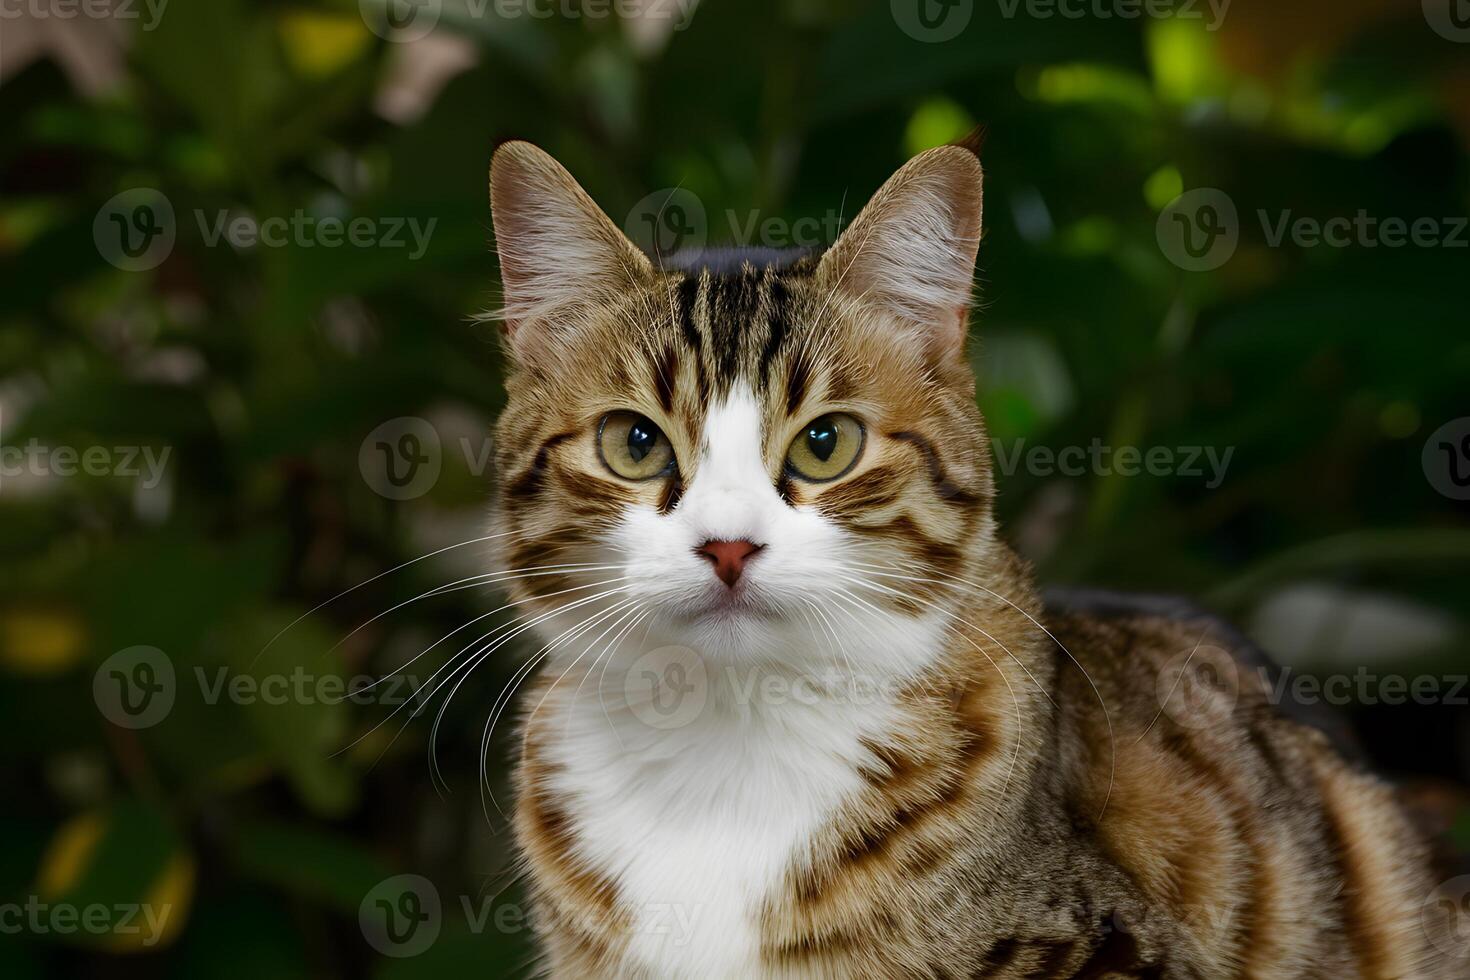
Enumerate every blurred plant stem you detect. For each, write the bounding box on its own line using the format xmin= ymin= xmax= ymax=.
xmin=1209 ymin=529 xmax=1470 ymax=609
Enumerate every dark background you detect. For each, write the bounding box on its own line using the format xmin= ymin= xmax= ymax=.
xmin=1 ymin=0 xmax=1467 ymax=975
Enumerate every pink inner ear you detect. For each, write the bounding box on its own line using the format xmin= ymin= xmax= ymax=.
xmin=936 ymin=305 xmax=972 ymax=361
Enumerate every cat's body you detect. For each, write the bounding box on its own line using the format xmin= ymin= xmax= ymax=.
xmin=486 ymin=141 xmax=1464 ymax=978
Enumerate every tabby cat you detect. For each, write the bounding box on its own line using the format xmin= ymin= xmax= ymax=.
xmin=486 ymin=140 xmax=1465 ymax=978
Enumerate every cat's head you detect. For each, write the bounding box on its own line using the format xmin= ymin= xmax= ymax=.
xmin=488 ymin=142 xmax=992 ymax=675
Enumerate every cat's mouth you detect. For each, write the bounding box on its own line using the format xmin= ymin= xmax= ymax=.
xmin=681 ymin=583 xmax=780 ymax=625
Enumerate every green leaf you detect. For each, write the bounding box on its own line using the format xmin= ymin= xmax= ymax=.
xmin=229 ymin=820 xmax=392 ymax=913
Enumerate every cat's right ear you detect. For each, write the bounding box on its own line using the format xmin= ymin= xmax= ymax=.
xmin=489 ymin=141 xmax=652 ymax=355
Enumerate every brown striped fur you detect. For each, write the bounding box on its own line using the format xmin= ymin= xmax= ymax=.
xmin=487 ymin=141 xmax=1467 ymax=978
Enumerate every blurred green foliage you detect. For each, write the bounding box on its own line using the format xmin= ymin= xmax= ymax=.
xmin=0 ymin=0 xmax=1467 ymax=975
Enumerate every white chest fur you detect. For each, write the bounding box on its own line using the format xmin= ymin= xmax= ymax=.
xmin=539 ymin=668 xmax=902 ymax=980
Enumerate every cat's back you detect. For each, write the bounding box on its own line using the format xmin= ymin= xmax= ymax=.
xmin=1040 ymin=589 xmax=1359 ymax=757
xmin=1039 ymin=591 xmax=1463 ymax=976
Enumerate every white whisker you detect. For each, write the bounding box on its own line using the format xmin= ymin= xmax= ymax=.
xmin=256 ymin=528 xmax=528 ymax=664
xmin=833 ymin=569 xmax=1027 ymax=820
xmin=854 ymin=558 xmax=1115 ymax=821
xmin=326 ymin=562 xmax=619 ymax=657
xmin=477 ymin=594 xmax=638 ymax=822
xmin=331 ymin=579 xmax=626 ymax=767
xmin=554 ymin=602 xmax=652 ymax=742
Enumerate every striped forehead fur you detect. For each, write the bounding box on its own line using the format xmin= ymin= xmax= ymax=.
xmin=490 ymin=249 xmax=991 ymax=528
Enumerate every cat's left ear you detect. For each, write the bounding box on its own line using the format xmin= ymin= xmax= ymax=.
xmin=817 ymin=145 xmax=982 ymax=362
xmin=489 ymin=141 xmax=653 ymax=354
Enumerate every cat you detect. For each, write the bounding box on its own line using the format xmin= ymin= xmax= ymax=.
xmin=485 ymin=140 xmax=1467 ymax=978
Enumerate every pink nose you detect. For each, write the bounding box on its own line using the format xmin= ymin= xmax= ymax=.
xmin=697 ymin=540 xmax=762 ymax=587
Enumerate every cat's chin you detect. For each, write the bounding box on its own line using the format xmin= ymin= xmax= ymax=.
xmin=667 ymin=596 xmax=793 ymax=659
xmin=682 ymin=603 xmax=776 ymax=639
xmin=670 ymin=578 xmax=773 ymax=620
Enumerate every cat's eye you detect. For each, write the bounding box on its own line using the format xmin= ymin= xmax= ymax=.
xmin=598 ymin=412 xmax=676 ymax=481
xmin=786 ymin=413 xmax=865 ymax=482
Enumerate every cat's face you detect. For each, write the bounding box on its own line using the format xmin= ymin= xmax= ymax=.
xmin=489 ymin=143 xmax=991 ymax=676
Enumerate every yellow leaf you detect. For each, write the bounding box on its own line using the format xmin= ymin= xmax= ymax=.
xmin=36 ymin=812 xmax=105 ymax=899
xmin=108 ymin=852 xmax=195 ymax=952
xmin=0 ymin=607 xmax=87 ymax=676
xmin=278 ymin=12 xmax=373 ymax=79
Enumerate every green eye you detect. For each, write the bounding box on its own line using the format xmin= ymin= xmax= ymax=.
xmin=598 ymin=412 xmax=676 ymax=480
xmin=786 ymin=413 xmax=865 ymax=482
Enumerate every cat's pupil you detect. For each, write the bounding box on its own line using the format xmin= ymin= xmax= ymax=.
xmin=807 ymin=420 xmax=838 ymax=462
xmin=627 ymin=420 xmax=656 ymax=463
